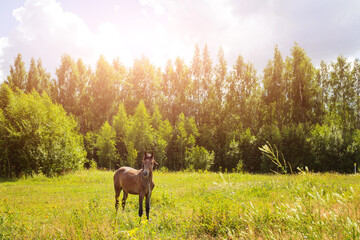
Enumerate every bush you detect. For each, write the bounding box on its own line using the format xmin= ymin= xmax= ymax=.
xmin=83 ymin=131 xmax=97 ymax=169
xmin=185 ymin=146 xmax=214 ymax=171
xmin=96 ymin=121 xmax=117 ymax=169
xmin=309 ymin=123 xmax=344 ymax=172
xmin=281 ymin=124 xmax=310 ymax=171
xmin=225 ymin=128 xmax=256 ymax=172
xmin=0 ymin=85 xmax=86 ymax=177
xmin=345 ymin=129 xmax=360 ymax=172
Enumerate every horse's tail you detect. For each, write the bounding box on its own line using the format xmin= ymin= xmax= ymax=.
xmin=114 ymin=169 xmax=123 ymax=211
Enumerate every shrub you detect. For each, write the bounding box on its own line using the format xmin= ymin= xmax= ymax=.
xmin=280 ymin=123 xmax=310 ymax=171
xmin=96 ymin=121 xmax=117 ymax=169
xmin=345 ymin=129 xmax=360 ymax=172
xmin=185 ymin=146 xmax=214 ymax=171
xmin=83 ymin=131 xmax=97 ymax=169
xmin=309 ymin=123 xmax=344 ymax=172
xmin=0 ymin=85 xmax=86 ymax=177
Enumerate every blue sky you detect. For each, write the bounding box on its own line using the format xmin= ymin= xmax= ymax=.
xmin=1 ymin=0 xmax=360 ymax=81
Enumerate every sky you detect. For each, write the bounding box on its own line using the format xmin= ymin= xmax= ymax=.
xmin=0 ymin=0 xmax=360 ymax=82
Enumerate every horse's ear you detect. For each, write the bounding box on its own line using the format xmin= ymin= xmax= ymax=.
xmin=144 ymin=152 xmax=147 ymax=159
xmin=150 ymin=151 xmax=154 ymax=159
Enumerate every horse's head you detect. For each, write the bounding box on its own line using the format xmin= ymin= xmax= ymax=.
xmin=142 ymin=151 xmax=158 ymax=177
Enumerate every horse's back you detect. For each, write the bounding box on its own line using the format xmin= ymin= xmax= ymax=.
xmin=114 ymin=167 xmax=141 ymax=194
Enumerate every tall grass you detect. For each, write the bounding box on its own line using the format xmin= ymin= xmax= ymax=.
xmin=259 ymin=141 xmax=293 ymax=174
xmin=1 ymin=170 xmax=360 ymax=239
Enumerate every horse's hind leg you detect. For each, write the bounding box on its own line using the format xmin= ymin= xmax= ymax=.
xmin=122 ymin=192 xmax=128 ymax=210
xmin=115 ymin=187 xmax=122 ymax=212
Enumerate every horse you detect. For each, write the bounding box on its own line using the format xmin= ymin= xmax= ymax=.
xmin=113 ymin=152 xmax=158 ymax=220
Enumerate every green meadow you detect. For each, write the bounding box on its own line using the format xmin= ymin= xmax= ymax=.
xmin=1 ymin=170 xmax=360 ymax=239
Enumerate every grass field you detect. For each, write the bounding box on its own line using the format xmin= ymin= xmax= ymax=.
xmin=1 ymin=170 xmax=360 ymax=239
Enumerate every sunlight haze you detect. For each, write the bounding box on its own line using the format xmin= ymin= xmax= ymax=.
xmin=0 ymin=0 xmax=359 ymax=81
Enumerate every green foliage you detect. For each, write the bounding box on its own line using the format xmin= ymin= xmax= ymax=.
xmin=309 ymin=121 xmax=345 ymax=172
xmin=125 ymin=141 xmax=138 ymax=168
xmin=152 ymin=106 xmax=173 ymax=167
xmin=26 ymin=58 xmax=40 ymax=93
xmin=280 ymin=123 xmax=310 ymax=170
xmin=329 ymin=56 xmax=356 ymax=131
xmin=113 ymin=103 xmax=129 ymax=138
xmin=83 ymin=131 xmax=97 ymax=168
xmin=307 ymin=115 xmax=359 ymax=173
xmin=226 ymin=138 xmax=241 ymax=170
xmin=96 ymin=122 xmax=117 ymax=169
xmin=0 ymin=88 xmax=86 ymax=177
xmin=5 ymin=42 xmax=360 ymax=173
xmin=223 ymin=128 xmax=254 ymax=172
xmin=36 ymin=58 xmax=52 ymax=95
xmin=6 ymin=53 xmax=27 ymax=91
xmin=286 ymin=43 xmax=316 ymax=124
xmin=173 ymin=113 xmax=199 ymax=169
xmin=347 ymin=129 xmax=360 ymax=167
xmin=112 ymin=103 xmax=129 ymax=165
xmin=54 ymin=54 xmax=78 ymax=112
xmin=127 ymin=100 xmax=154 ymax=164
xmin=0 ymin=109 xmax=7 ymax=177
xmin=126 ymin=56 xmax=159 ymax=114
xmin=0 ymin=83 xmax=13 ymax=111
xmin=185 ymin=146 xmax=214 ymax=170
xmin=263 ymin=45 xmax=289 ymax=126
xmin=91 ymin=55 xmax=117 ymax=130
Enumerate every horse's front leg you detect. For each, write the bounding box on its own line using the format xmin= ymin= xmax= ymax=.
xmin=138 ymin=194 xmax=144 ymax=218
xmin=145 ymin=192 xmax=150 ymax=220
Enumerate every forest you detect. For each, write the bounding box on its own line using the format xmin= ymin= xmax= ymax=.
xmin=1 ymin=43 xmax=360 ymax=177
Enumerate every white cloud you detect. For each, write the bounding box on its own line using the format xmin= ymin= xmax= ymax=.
xmin=139 ymin=0 xmax=276 ymax=68
xmin=0 ymin=0 xmax=131 ymax=82
xmin=94 ymin=22 xmax=132 ymax=65
xmin=139 ymin=0 xmax=360 ymax=69
xmin=0 ymin=37 xmax=9 ymax=82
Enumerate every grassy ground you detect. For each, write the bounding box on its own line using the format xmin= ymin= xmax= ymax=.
xmin=1 ymin=170 xmax=360 ymax=239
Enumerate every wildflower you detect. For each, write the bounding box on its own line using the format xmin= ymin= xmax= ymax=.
xmin=128 ymin=227 xmax=139 ymax=237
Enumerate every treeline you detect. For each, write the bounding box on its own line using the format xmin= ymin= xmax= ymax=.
xmin=1 ymin=43 xmax=360 ymax=176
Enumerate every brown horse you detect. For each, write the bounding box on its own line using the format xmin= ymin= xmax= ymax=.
xmin=113 ymin=152 xmax=157 ymax=220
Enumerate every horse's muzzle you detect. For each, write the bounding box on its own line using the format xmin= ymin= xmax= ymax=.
xmin=143 ymin=170 xmax=149 ymax=177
